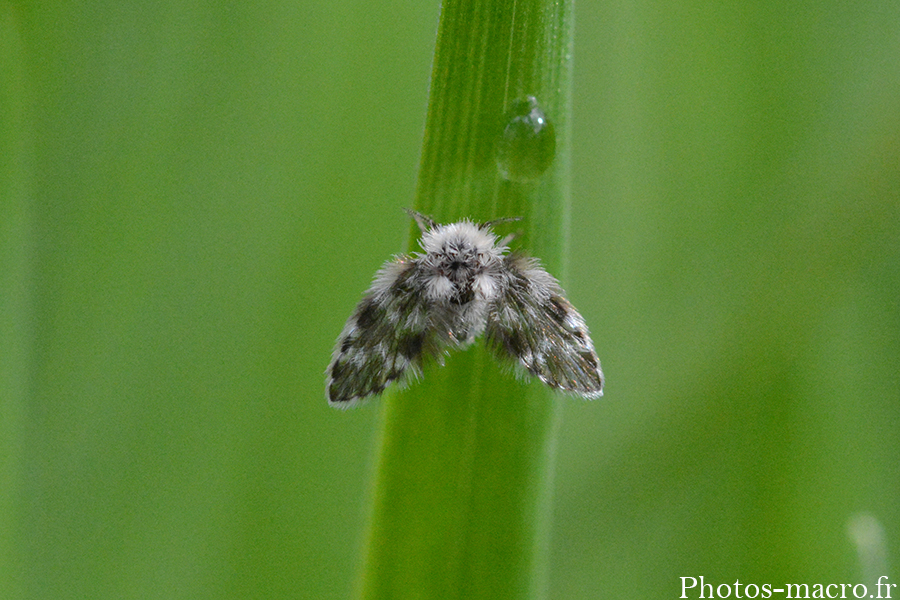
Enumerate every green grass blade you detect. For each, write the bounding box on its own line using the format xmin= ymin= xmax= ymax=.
xmin=0 ymin=5 xmax=29 ymax=598
xmin=358 ymin=0 xmax=575 ymax=598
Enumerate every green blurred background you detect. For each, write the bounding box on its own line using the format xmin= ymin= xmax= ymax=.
xmin=3 ymin=1 xmax=898 ymax=599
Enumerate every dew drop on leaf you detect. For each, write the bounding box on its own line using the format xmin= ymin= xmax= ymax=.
xmin=496 ymin=96 xmax=556 ymax=182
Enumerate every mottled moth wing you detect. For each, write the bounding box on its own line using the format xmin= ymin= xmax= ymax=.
xmin=485 ymin=253 xmax=604 ymax=398
xmin=326 ymin=258 xmax=445 ymax=407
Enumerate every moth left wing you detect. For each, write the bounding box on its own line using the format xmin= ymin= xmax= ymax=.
xmin=326 ymin=258 xmax=447 ymax=407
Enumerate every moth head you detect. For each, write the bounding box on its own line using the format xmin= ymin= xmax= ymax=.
xmin=420 ymin=221 xmax=500 ymax=264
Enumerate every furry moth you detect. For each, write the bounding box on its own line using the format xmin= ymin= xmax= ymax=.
xmin=326 ymin=210 xmax=604 ymax=407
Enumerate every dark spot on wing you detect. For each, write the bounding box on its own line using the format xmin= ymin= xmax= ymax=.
xmin=356 ymin=299 xmax=380 ymax=329
xmin=488 ymin=324 xmax=529 ymax=365
xmin=506 ymin=329 xmax=528 ymax=358
xmin=330 ymin=360 xmax=346 ymax=381
xmin=579 ymin=350 xmax=599 ymax=369
xmin=547 ymin=296 xmax=568 ymax=324
xmin=397 ymin=332 xmax=425 ymax=359
xmin=329 ymin=381 xmax=348 ymax=403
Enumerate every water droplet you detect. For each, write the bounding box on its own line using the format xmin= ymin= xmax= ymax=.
xmin=496 ymin=96 xmax=556 ymax=182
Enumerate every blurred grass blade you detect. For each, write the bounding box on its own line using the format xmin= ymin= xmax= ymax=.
xmin=357 ymin=0 xmax=575 ymax=598
xmin=0 ymin=4 xmax=29 ymax=598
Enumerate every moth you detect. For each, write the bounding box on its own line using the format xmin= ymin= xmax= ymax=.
xmin=326 ymin=209 xmax=604 ymax=407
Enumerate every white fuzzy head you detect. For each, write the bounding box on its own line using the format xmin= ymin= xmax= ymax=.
xmin=417 ymin=220 xmax=507 ymax=303
xmin=420 ymin=221 xmax=499 ymax=257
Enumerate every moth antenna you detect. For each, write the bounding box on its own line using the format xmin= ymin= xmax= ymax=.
xmin=481 ymin=216 xmax=522 ymax=247
xmin=404 ymin=208 xmax=438 ymax=233
xmin=482 ymin=216 xmax=522 ymax=228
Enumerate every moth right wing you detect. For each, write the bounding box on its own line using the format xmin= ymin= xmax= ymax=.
xmin=485 ymin=253 xmax=604 ymax=399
